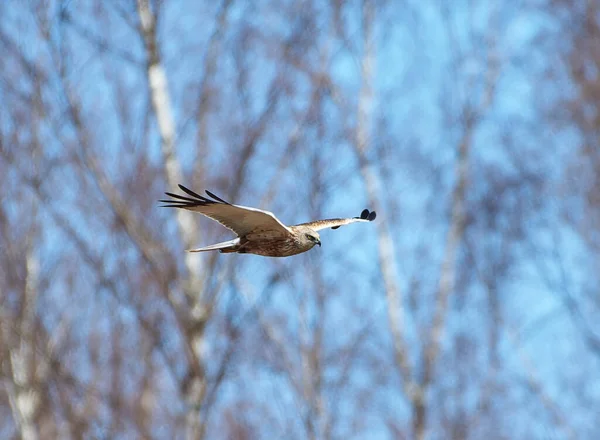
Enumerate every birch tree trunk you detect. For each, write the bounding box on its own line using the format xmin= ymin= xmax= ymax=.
xmin=136 ymin=1 xmax=208 ymax=438
xmin=354 ymin=0 xmax=416 ymax=409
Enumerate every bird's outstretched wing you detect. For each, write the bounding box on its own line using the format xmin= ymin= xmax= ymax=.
xmin=296 ymin=209 xmax=377 ymax=231
xmin=160 ymin=185 xmax=292 ymax=237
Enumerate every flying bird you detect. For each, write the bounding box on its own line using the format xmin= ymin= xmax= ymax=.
xmin=160 ymin=184 xmax=376 ymax=257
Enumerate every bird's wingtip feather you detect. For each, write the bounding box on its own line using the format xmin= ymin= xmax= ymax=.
xmin=205 ymin=189 xmax=231 ymax=205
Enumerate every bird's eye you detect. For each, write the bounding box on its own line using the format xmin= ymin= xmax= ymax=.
xmin=306 ymin=234 xmax=314 ymax=241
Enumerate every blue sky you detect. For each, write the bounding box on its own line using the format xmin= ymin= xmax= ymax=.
xmin=2 ymin=0 xmax=599 ymax=439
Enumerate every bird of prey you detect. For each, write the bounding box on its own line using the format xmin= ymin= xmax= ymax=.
xmin=160 ymin=184 xmax=376 ymax=257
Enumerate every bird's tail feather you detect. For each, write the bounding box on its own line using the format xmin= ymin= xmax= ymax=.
xmin=186 ymin=238 xmax=240 ymax=253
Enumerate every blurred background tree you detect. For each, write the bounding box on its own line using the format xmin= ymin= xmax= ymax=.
xmin=1 ymin=0 xmax=598 ymax=439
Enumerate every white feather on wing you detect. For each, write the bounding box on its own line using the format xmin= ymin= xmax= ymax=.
xmin=160 ymin=185 xmax=292 ymax=237
xmin=295 ymin=209 xmax=377 ymax=231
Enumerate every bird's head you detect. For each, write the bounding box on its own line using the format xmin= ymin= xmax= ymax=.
xmin=296 ymin=226 xmax=321 ymax=248
xmin=306 ymin=231 xmax=321 ymax=248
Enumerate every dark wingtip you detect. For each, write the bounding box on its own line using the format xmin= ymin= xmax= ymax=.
xmin=205 ymin=189 xmax=231 ymax=205
xmin=178 ymin=184 xmax=204 ymax=200
xmin=161 ymin=185 xmax=231 ymax=209
xmin=331 ymin=225 xmax=341 ymax=230
xmin=367 ymin=211 xmax=376 ymax=221
xmin=360 ymin=209 xmax=370 ymax=220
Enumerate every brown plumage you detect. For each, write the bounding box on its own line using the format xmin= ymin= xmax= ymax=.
xmin=160 ymin=185 xmax=376 ymax=257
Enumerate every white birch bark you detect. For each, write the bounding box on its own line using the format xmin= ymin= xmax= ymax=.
xmin=135 ymin=2 xmax=207 ymax=438
xmin=355 ymin=0 xmax=412 ymax=388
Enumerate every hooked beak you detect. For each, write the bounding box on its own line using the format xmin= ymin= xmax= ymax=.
xmin=316 ymin=239 xmax=321 ymax=247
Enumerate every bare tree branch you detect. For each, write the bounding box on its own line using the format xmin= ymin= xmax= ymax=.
xmin=354 ymin=0 xmax=413 ymax=399
xmin=136 ymin=0 xmax=198 ymax=278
